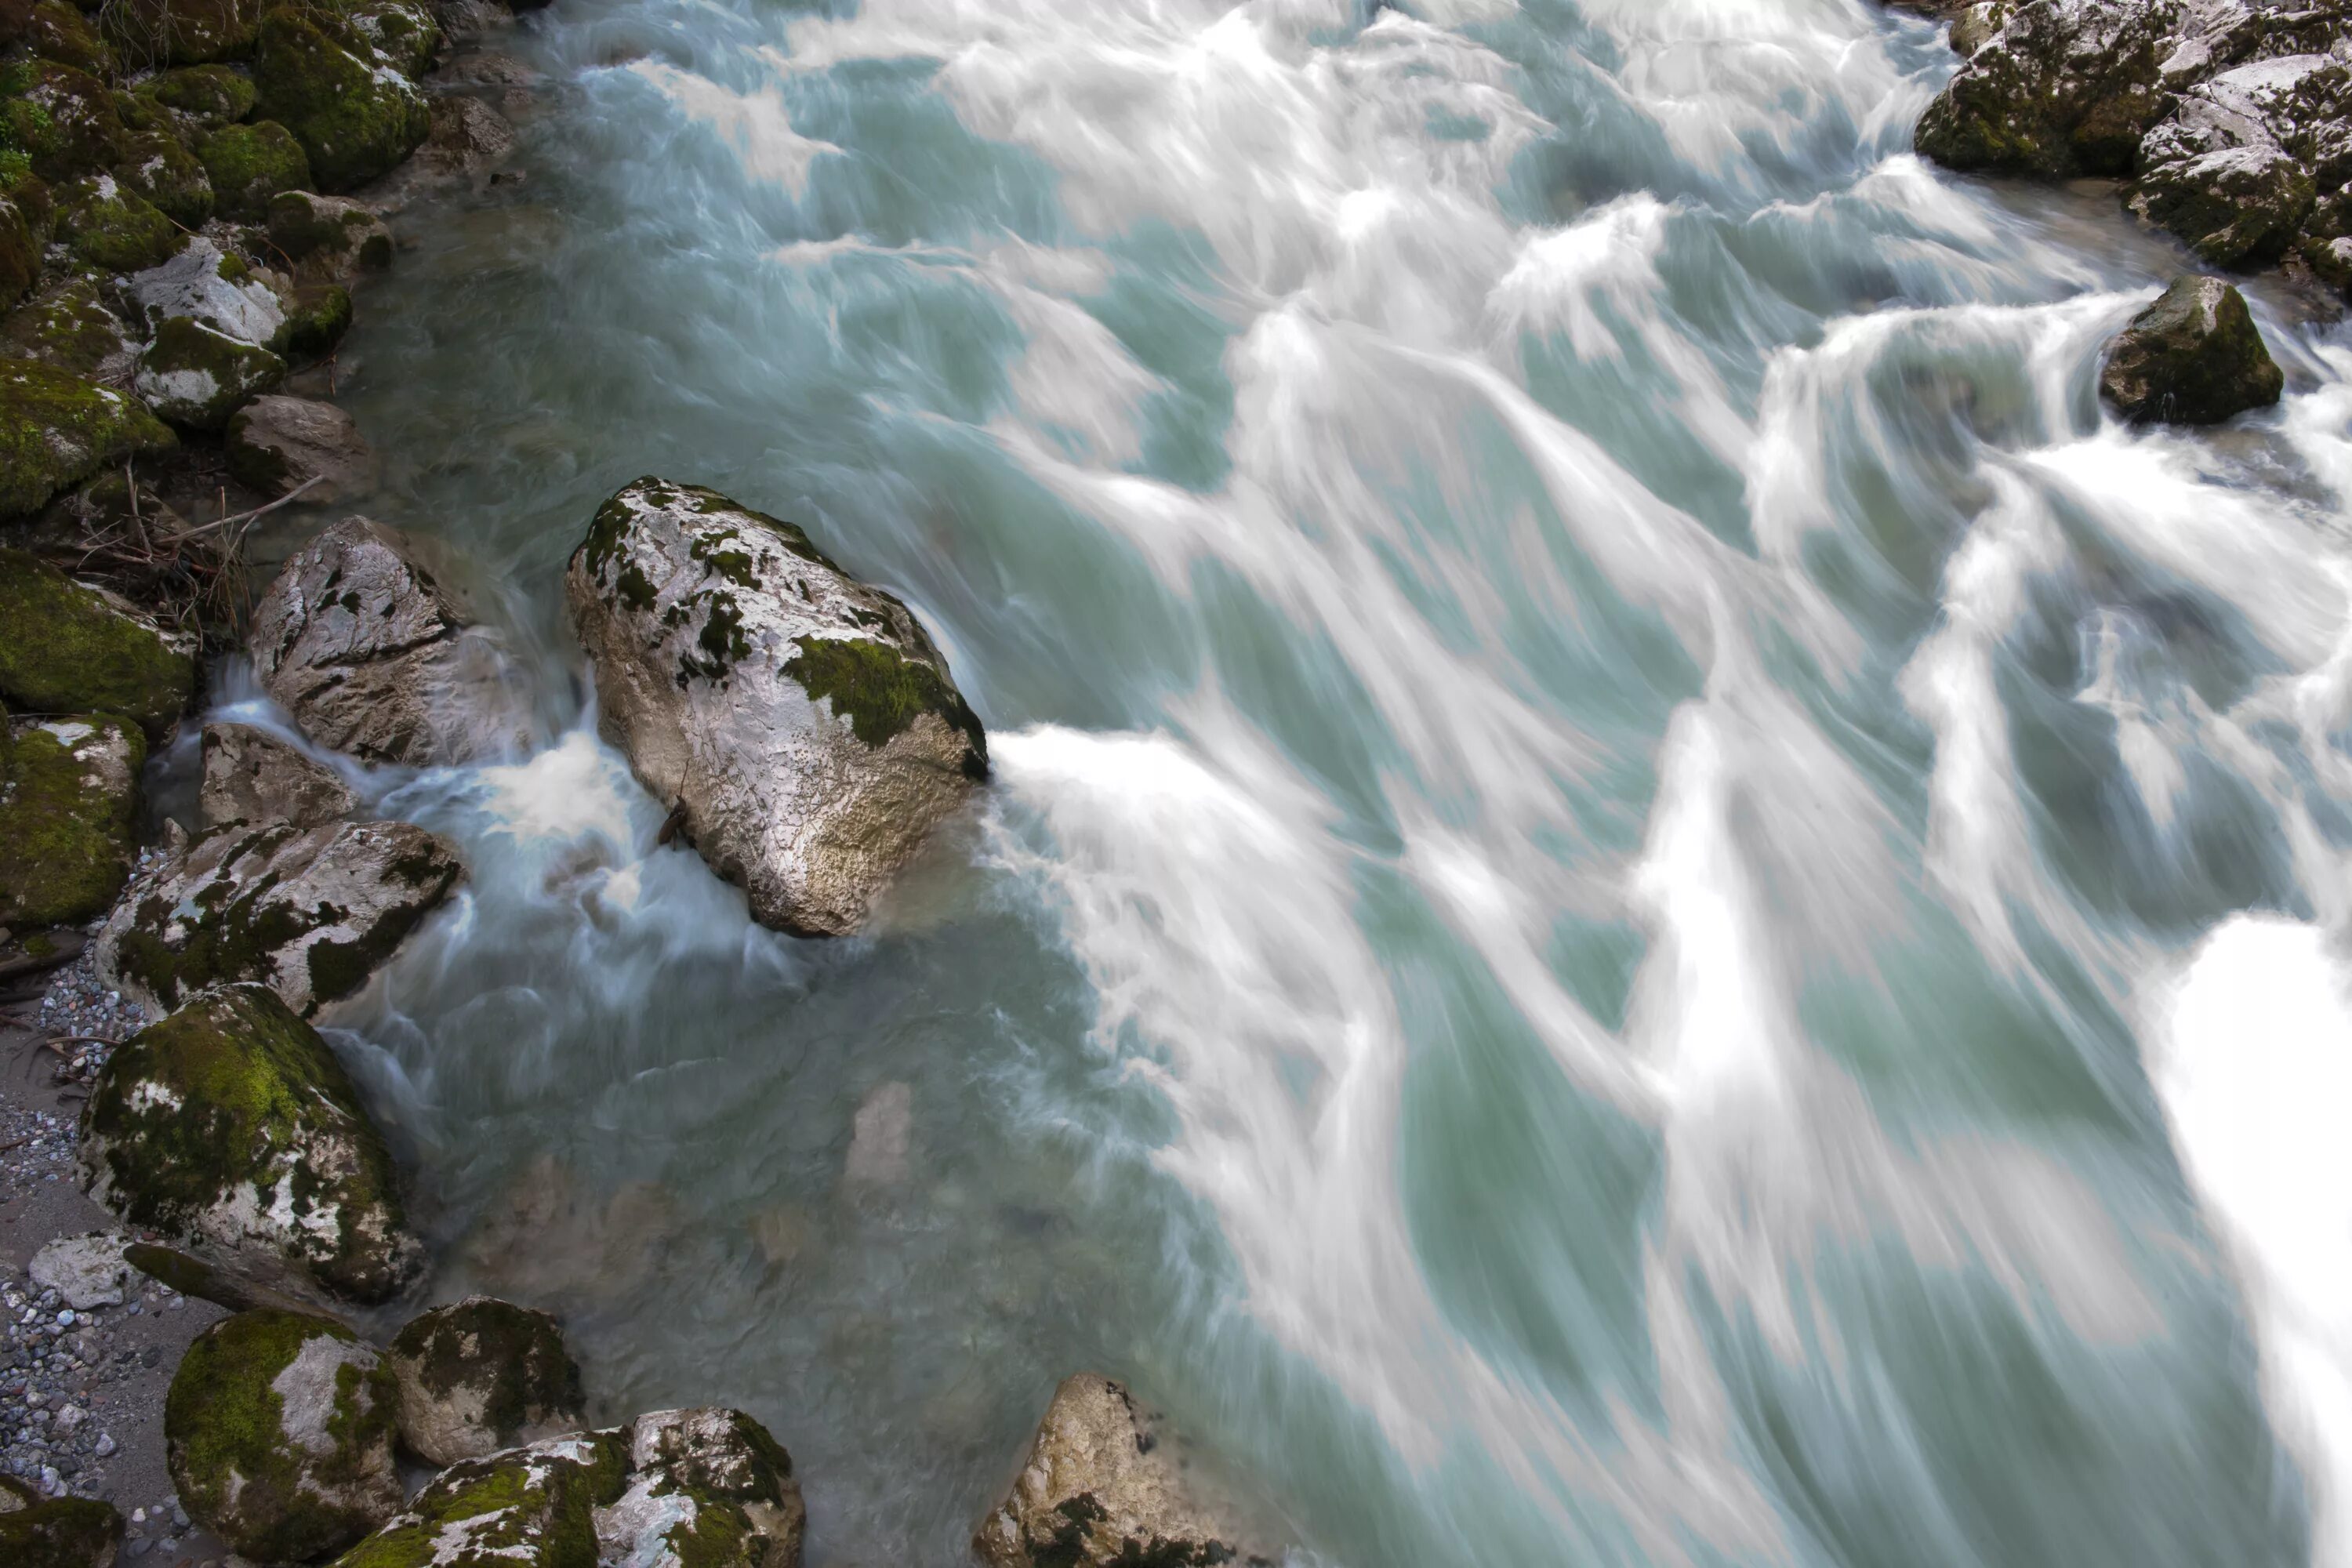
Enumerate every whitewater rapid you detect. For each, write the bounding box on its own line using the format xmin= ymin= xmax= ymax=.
xmin=215 ymin=0 xmax=2352 ymax=1562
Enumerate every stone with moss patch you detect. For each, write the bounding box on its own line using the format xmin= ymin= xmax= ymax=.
xmin=6 ymin=60 xmax=125 ymax=184
xmin=124 ymin=233 xmax=286 ymax=346
xmin=53 ymin=171 xmax=180 ymax=270
xmin=136 ymin=312 xmax=285 ymax=428
xmin=266 ymin=188 xmax=391 ymax=282
xmin=389 ymin=1297 xmax=586 ymax=1465
xmin=347 ymin=0 xmax=440 ymax=79
xmin=594 ymin=1407 xmax=806 ymax=1568
xmin=115 ymin=125 xmax=214 ymax=227
xmin=78 ymin=982 xmax=424 ymax=1299
xmin=95 ymin=815 xmax=465 ymax=1018
xmin=199 ymin=719 xmax=357 ymax=831
xmin=2 ymin=274 xmax=139 ymax=379
xmin=0 ymin=356 xmax=175 ymax=519
xmin=281 ymin=278 xmax=350 ymax=361
xmin=567 ymin=477 xmax=989 ymax=937
xmin=2100 ymin=274 xmax=2283 ymax=425
xmin=332 ymin=1428 xmax=631 ymax=1568
xmin=0 ymin=712 xmax=142 ymax=928
xmin=25 ymin=0 xmax=112 ymax=76
xmin=0 ymin=188 xmax=39 ymax=310
xmin=0 ymin=546 xmax=194 ymax=734
xmin=199 ymin=117 xmax=310 ymax=219
xmin=252 ymin=8 xmax=430 ymax=191
xmin=103 ymin=0 xmax=263 ymax=67
xmin=136 ymin=64 xmax=260 ymax=131
xmin=166 ymin=1308 xmax=402 ymax=1562
xmin=0 ymin=1490 xmax=124 ymax=1567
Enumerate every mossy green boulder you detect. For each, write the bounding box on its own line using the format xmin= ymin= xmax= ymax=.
xmin=116 ymin=126 xmax=215 ymax=227
xmin=0 ymin=1485 xmax=124 ymax=1568
xmin=53 ymin=172 xmax=180 ymax=270
xmin=280 ymin=278 xmax=350 ymax=361
xmin=198 ymin=117 xmax=309 ymax=219
xmin=2099 ymin=275 xmax=2284 ymax=426
xmin=266 ymin=187 xmax=390 ymax=280
xmin=0 ymin=546 xmax=194 ymax=734
xmin=252 ymin=8 xmax=429 ymax=191
xmin=1 ymin=274 xmax=138 ymax=379
xmin=103 ymin=0 xmax=263 ymax=67
xmin=0 ymin=187 xmax=39 ymax=308
xmin=5 ymin=60 xmax=126 ymax=183
xmin=78 ymin=982 xmax=425 ymax=1299
xmin=0 ymin=357 xmax=175 ymax=519
xmin=93 ymin=815 xmax=464 ymax=1018
xmin=24 ymin=0 xmax=113 ymax=75
xmin=135 ymin=312 xmax=285 ymax=427
xmin=136 ymin=64 xmax=260 ymax=131
xmin=0 ymin=712 xmax=143 ymax=928
xmin=165 ymin=1308 xmax=403 ymax=1563
xmin=347 ymin=0 xmax=439 ymax=79
xmin=603 ymin=1407 xmax=807 ymax=1568
xmin=389 ymin=1297 xmax=586 ymax=1465
xmin=332 ymin=1428 xmax=630 ymax=1568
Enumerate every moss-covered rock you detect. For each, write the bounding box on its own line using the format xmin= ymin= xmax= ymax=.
xmin=0 ymin=1490 xmax=124 ymax=1567
xmin=280 ymin=278 xmax=350 ymax=360
xmin=198 ymin=116 xmax=309 ymax=219
xmin=332 ymin=1428 xmax=631 ymax=1568
xmin=252 ymin=8 xmax=429 ymax=191
xmin=166 ymin=1308 xmax=403 ymax=1562
xmin=0 ymin=356 xmax=175 ymax=519
xmin=347 ymin=0 xmax=438 ymax=79
xmin=103 ymin=0 xmax=263 ymax=67
xmin=122 ymin=231 xmax=284 ymax=343
xmin=0 ymin=187 xmax=42 ymax=309
xmin=5 ymin=60 xmax=126 ymax=183
xmin=388 ymin=1297 xmax=586 ymax=1465
xmin=2099 ymin=274 xmax=2283 ymax=426
xmin=0 ymin=713 xmax=143 ymax=928
xmin=136 ymin=311 xmax=285 ymax=427
xmin=0 ymin=275 xmax=135 ymax=378
xmin=78 ymin=983 xmax=424 ymax=1299
xmin=598 ymin=1408 xmax=806 ymax=1568
xmin=0 ymin=546 xmax=194 ymax=733
xmin=53 ymin=172 xmax=180 ymax=270
xmin=265 ymin=187 xmax=390 ymax=281
xmin=1914 ymin=0 xmax=2175 ymax=176
xmin=136 ymin=63 xmax=260 ymax=131
xmin=94 ymin=815 xmax=464 ymax=1018
xmin=25 ymin=0 xmax=113 ymax=75
xmin=116 ymin=125 xmax=215 ymax=227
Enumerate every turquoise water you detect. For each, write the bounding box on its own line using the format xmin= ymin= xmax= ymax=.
xmin=238 ymin=1 xmax=2352 ymax=1563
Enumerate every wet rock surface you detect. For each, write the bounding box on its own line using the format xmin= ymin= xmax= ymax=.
xmin=225 ymin=393 xmax=380 ymax=501
xmin=2099 ymin=272 xmax=2285 ymax=421
xmin=196 ymin=720 xmax=358 ymax=833
xmin=387 ymin=1296 xmax=584 ymax=1465
xmin=568 ymin=477 xmax=989 ymax=937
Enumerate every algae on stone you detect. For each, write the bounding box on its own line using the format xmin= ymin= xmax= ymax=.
xmin=0 ymin=356 xmax=176 ymax=519
xmin=332 ymin=1428 xmax=630 ymax=1568
xmin=252 ymin=8 xmax=430 ymax=191
xmin=267 ymin=188 xmax=391 ymax=281
xmin=7 ymin=60 xmax=125 ymax=184
xmin=199 ymin=117 xmax=310 ymax=219
xmin=0 ymin=712 xmax=143 ymax=929
xmin=0 ymin=546 xmax=196 ymax=731
xmin=166 ymin=1308 xmax=403 ymax=1563
xmin=78 ymin=982 xmax=424 ymax=1301
xmin=25 ymin=0 xmax=112 ymax=76
xmin=53 ymin=171 xmax=180 ymax=270
xmin=136 ymin=311 xmax=285 ymax=428
xmin=280 ymin=279 xmax=351 ymax=361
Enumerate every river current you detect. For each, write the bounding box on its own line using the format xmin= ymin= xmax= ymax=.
xmin=192 ymin=1 xmax=2352 ymax=1563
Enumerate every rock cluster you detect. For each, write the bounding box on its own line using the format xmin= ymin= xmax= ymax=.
xmin=1915 ymin=0 xmax=2352 ymax=289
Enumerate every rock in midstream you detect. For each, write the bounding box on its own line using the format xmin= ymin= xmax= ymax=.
xmin=566 ymin=477 xmax=988 ymax=937
xmin=2099 ymin=274 xmax=2284 ymax=423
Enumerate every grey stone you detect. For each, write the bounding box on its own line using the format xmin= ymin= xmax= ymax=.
xmin=223 ymin=395 xmax=379 ymax=503
xmin=197 ymin=720 xmax=358 ymax=833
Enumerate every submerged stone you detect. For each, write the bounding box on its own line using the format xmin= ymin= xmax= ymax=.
xmin=388 ymin=1296 xmax=586 ymax=1465
xmin=567 ymin=477 xmax=988 ymax=936
xmin=166 ymin=1308 xmax=403 ymax=1562
xmin=198 ymin=718 xmax=358 ymax=831
xmin=253 ymin=7 xmax=430 ymax=191
xmin=95 ymin=815 xmax=464 ymax=1018
xmin=2099 ymin=274 xmax=2284 ymax=425
xmin=78 ymin=982 xmax=423 ymax=1300
xmin=975 ymin=1374 xmax=1276 ymax=1568
xmin=0 ymin=712 xmax=143 ymax=929
xmin=0 ymin=546 xmax=195 ymax=734
xmin=0 ymin=358 xmax=174 ymax=518
xmin=136 ymin=313 xmax=286 ymax=428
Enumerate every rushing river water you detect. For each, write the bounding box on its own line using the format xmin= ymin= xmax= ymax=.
xmin=190 ymin=0 xmax=2352 ymax=1563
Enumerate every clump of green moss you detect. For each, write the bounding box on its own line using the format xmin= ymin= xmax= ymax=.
xmin=278 ymin=279 xmax=350 ymax=361
xmin=332 ymin=1430 xmax=629 ymax=1568
xmin=264 ymin=187 xmax=390 ymax=270
xmin=26 ymin=0 xmax=115 ymax=78
xmin=136 ymin=312 xmax=286 ymax=428
xmin=53 ymin=172 xmax=180 ymax=270
xmin=6 ymin=60 xmax=126 ymax=183
xmin=0 ymin=1491 xmax=125 ymax=1567
xmin=783 ymin=633 xmax=988 ymax=772
xmin=81 ymin=982 xmax=419 ymax=1300
xmin=199 ymin=117 xmax=308 ymax=218
xmin=0 ymin=546 xmax=194 ymax=731
xmin=116 ymin=126 xmax=216 ymax=227
xmin=252 ymin=8 xmax=428 ymax=191
xmin=346 ymin=0 xmax=439 ymax=79
xmin=0 ymin=713 xmax=142 ymax=928
xmin=137 ymin=64 xmax=260 ymax=130
xmin=1 ymin=275 xmax=137 ymax=378
xmin=0 ymin=358 xmax=176 ymax=520
xmin=166 ymin=1308 xmax=399 ymax=1563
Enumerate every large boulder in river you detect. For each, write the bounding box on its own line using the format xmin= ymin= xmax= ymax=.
xmin=975 ymin=1374 xmax=1275 ymax=1568
xmin=2099 ymin=274 xmax=2282 ymax=424
xmin=1915 ymin=0 xmax=2178 ymax=176
xmin=0 ymin=547 xmax=195 ymax=735
xmin=387 ymin=1296 xmax=585 ymax=1465
xmin=198 ymin=719 xmax=358 ymax=831
xmin=0 ymin=712 xmax=143 ymax=929
xmin=0 ymin=359 xmax=176 ymax=520
xmin=167 ymin=1308 xmax=403 ymax=1562
xmin=253 ymin=516 xmax=537 ymax=766
xmin=96 ymin=816 xmax=463 ymax=1018
xmin=328 ymin=1428 xmax=630 ymax=1568
xmin=79 ymin=983 xmax=423 ymax=1301
xmin=567 ymin=477 xmax=989 ymax=936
